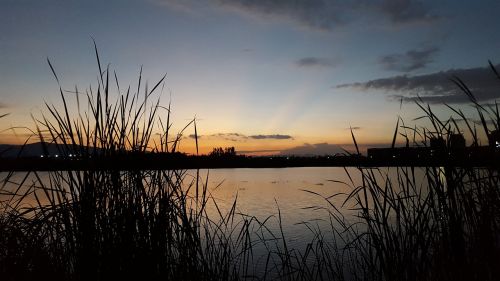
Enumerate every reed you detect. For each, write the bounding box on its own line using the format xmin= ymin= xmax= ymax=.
xmin=1 ymin=46 xmax=499 ymax=281
xmin=0 ymin=43 xmax=254 ymax=280
xmin=326 ymin=62 xmax=500 ymax=281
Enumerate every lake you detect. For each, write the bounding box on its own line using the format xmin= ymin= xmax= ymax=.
xmin=0 ymin=166 xmax=431 ymax=278
xmin=0 ymin=166 xmax=427 ymax=241
xmin=193 ymin=168 xmax=359 ymax=242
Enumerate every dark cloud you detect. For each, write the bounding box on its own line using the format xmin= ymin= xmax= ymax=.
xmin=296 ymin=57 xmax=337 ymax=68
xmin=214 ymin=132 xmax=245 ymax=137
xmin=279 ymin=143 xmax=344 ymax=156
xmin=216 ymin=0 xmax=346 ymax=31
xmin=190 ymin=133 xmax=292 ymax=141
xmin=249 ymin=134 xmax=292 ymax=140
xmin=348 ymin=127 xmax=362 ymax=130
xmin=188 ymin=133 xmax=245 ymax=141
xmin=211 ymin=0 xmax=438 ymax=30
xmin=379 ymin=46 xmax=439 ymax=72
xmin=160 ymin=0 xmax=440 ymax=31
xmin=336 ymin=64 xmax=500 ymax=104
xmin=378 ymin=0 xmax=439 ymax=24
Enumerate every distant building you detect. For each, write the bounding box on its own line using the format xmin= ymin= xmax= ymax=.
xmin=367 ymin=147 xmax=431 ymax=161
xmin=429 ymin=136 xmax=446 ymax=158
xmin=488 ymin=130 xmax=500 ymax=150
xmin=449 ymin=134 xmax=466 ymax=149
xmin=367 ymin=131 xmax=496 ymax=164
xmin=430 ymin=136 xmax=445 ymax=148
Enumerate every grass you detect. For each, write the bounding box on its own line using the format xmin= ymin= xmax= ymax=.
xmin=327 ymin=62 xmax=500 ymax=281
xmin=1 ymin=47 xmax=500 ymax=280
xmin=0 ymin=44 xmax=252 ymax=280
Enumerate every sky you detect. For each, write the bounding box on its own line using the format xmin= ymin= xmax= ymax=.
xmin=1 ymin=0 xmax=500 ymax=155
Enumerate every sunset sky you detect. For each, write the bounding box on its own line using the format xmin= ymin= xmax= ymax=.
xmin=1 ymin=0 xmax=500 ymax=155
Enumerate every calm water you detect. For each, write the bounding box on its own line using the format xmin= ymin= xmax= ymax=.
xmin=1 ymin=167 xmax=361 ymax=243
xmin=193 ymin=168 xmax=360 ymax=243
xmin=1 ymin=167 xmax=431 ymax=277
xmin=191 ymin=167 xmax=366 ymax=275
xmin=0 ymin=167 xmax=423 ymax=238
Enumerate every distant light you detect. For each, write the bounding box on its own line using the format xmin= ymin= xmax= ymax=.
xmin=55 ymin=154 xmax=59 ymax=158
xmin=40 ymin=155 xmax=44 ymax=158
xmin=496 ymin=141 xmax=500 ymax=149
xmin=69 ymin=154 xmax=73 ymax=157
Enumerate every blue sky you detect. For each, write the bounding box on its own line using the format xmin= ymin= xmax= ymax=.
xmin=1 ymin=0 xmax=500 ymax=154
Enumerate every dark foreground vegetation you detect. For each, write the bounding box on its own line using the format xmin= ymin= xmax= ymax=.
xmin=1 ymin=49 xmax=500 ymax=280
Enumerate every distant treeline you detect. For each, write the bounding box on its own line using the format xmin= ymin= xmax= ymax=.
xmin=2 ymin=150 xmax=500 ymax=171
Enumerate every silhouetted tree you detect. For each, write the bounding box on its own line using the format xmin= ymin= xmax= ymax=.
xmin=209 ymin=147 xmax=236 ymax=157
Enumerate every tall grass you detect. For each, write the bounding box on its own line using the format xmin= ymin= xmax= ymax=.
xmin=0 ymin=45 xmax=255 ymax=280
xmin=326 ymin=63 xmax=500 ymax=281
xmin=1 ymin=47 xmax=500 ymax=281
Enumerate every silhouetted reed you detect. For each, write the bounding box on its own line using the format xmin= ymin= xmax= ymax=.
xmin=325 ymin=62 xmax=500 ymax=281
xmin=0 ymin=44 xmax=253 ymax=281
xmin=1 ymin=47 xmax=500 ymax=281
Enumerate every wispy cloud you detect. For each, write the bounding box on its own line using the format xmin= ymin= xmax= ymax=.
xmin=379 ymin=46 xmax=439 ymax=72
xmin=377 ymin=0 xmax=439 ymax=24
xmin=279 ymin=143 xmax=344 ymax=156
xmin=216 ymin=0 xmax=346 ymax=31
xmin=217 ymin=0 xmax=439 ymax=30
xmin=336 ymin=63 xmax=500 ymax=104
xmin=188 ymin=133 xmax=246 ymax=141
xmin=159 ymin=0 xmax=439 ymax=31
xmin=295 ymin=57 xmax=337 ymax=68
xmin=189 ymin=132 xmax=293 ymax=141
xmin=249 ymin=134 xmax=292 ymax=140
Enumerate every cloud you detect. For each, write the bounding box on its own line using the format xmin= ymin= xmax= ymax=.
xmin=295 ymin=57 xmax=337 ymax=68
xmin=160 ymin=0 xmax=439 ymax=31
xmin=0 ymin=102 xmax=8 ymax=109
xmin=348 ymin=127 xmax=362 ymax=130
xmin=188 ymin=133 xmax=246 ymax=142
xmin=215 ymin=0 xmax=346 ymax=31
xmin=378 ymin=0 xmax=439 ymax=24
xmin=190 ymin=133 xmax=293 ymax=141
xmin=379 ymin=46 xmax=439 ymax=72
xmin=279 ymin=143 xmax=345 ymax=156
xmin=249 ymin=134 xmax=292 ymax=140
xmin=336 ymin=63 xmax=500 ymax=104
xmin=216 ymin=0 xmax=439 ymax=30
